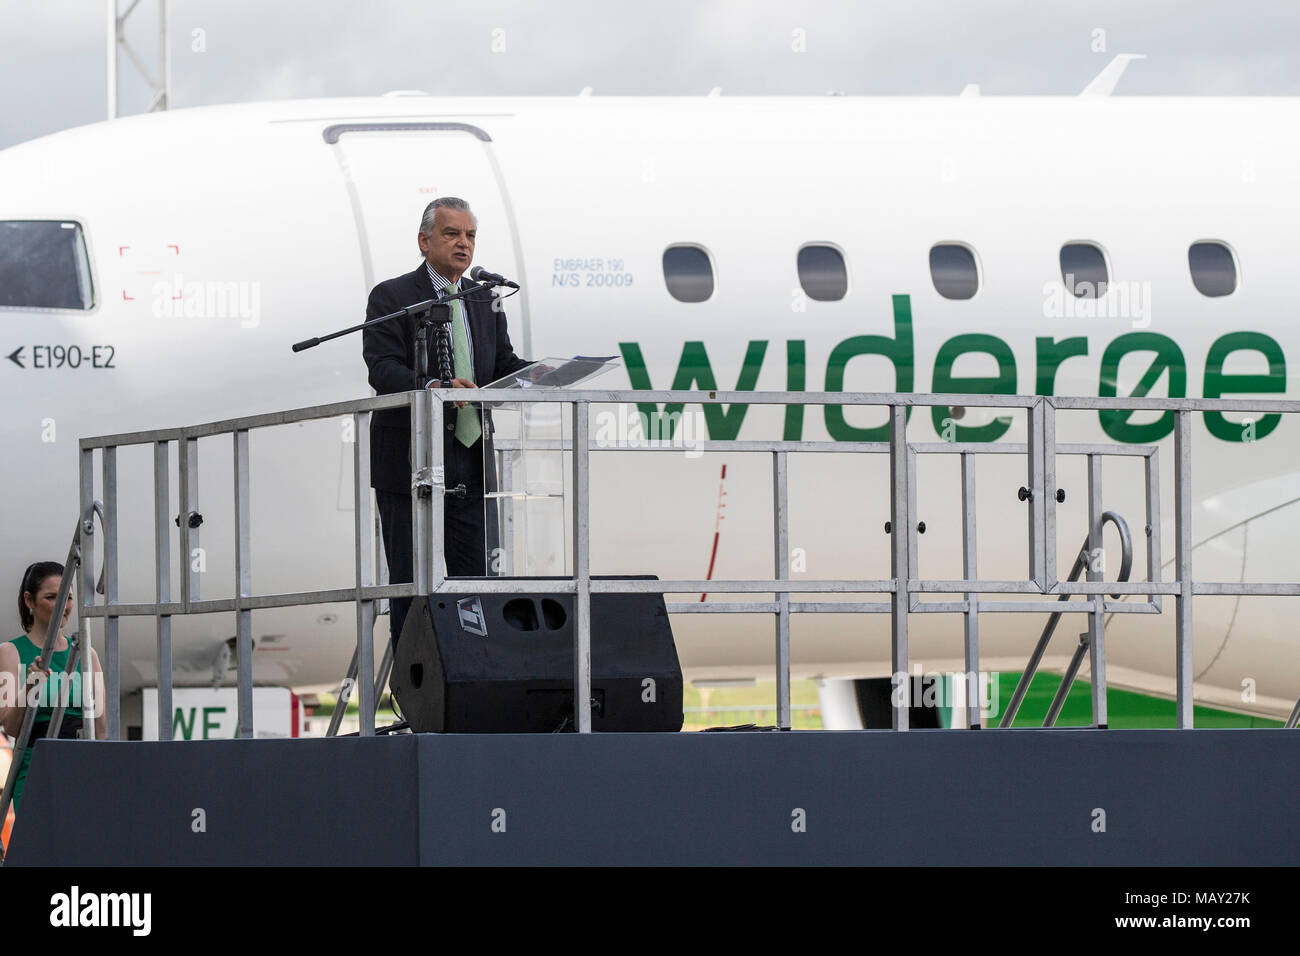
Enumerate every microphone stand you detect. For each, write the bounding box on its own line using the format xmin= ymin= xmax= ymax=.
xmin=291 ymin=280 xmax=490 ymax=388
xmin=415 ymin=301 xmax=453 ymax=389
xmin=292 ymin=281 xmax=497 ymax=460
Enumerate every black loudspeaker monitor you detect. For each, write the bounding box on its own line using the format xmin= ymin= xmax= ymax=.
xmin=391 ymin=577 xmax=684 ymax=733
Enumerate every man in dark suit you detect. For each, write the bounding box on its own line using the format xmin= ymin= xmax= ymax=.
xmin=362 ymin=196 xmax=531 ymax=648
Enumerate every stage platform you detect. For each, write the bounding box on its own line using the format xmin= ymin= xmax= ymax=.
xmin=7 ymin=729 xmax=1297 ymax=866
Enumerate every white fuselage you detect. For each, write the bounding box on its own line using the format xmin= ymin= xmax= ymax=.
xmin=1 ymin=95 xmax=1297 ymax=717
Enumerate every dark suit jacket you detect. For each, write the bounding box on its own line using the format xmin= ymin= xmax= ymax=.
xmin=362 ymin=263 xmax=531 ymax=496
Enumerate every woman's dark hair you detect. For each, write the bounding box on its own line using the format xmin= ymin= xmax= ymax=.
xmin=18 ymin=561 xmax=65 ymax=632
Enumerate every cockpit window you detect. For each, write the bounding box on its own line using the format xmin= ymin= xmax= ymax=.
xmin=0 ymin=221 xmax=95 ymax=310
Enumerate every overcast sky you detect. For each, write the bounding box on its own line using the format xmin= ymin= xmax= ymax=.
xmin=2 ymin=0 xmax=1298 ymax=150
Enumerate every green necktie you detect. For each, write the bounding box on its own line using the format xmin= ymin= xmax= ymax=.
xmin=450 ymin=294 xmax=481 ymax=447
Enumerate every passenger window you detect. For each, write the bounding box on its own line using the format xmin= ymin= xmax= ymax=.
xmin=1188 ymin=241 xmax=1237 ymax=297
xmin=662 ymin=245 xmax=714 ymax=303
xmin=929 ymin=243 xmax=979 ymax=300
xmin=1060 ymin=242 xmax=1109 ymax=298
xmin=797 ymin=244 xmax=848 ymax=301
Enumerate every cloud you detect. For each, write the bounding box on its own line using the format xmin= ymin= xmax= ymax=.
xmin=1 ymin=0 xmax=1298 ymax=150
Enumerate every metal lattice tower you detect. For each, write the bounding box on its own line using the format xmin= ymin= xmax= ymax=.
xmin=106 ymin=0 xmax=171 ymax=119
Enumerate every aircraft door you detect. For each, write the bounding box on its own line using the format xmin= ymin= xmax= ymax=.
xmin=325 ymin=122 xmax=529 ymax=351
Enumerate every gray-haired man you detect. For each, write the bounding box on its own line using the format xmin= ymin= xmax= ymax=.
xmin=361 ymin=197 xmax=531 ymax=648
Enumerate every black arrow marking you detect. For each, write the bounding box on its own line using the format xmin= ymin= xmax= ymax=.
xmin=6 ymin=346 xmax=24 ymax=369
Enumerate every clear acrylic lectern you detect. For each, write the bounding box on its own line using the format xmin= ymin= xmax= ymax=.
xmin=479 ymin=356 xmax=620 ymax=577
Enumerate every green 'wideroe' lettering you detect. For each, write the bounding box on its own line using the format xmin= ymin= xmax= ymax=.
xmin=785 ymin=340 xmax=806 ymax=440
xmin=1098 ymin=332 xmax=1187 ymax=442
xmin=931 ymin=333 xmax=1017 ymax=442
xmin=621 ymin=294 xmax=1287 ymax=449
xmin=824 ymin=294 xmax=914 ymax=441
xmin=619 ymin=340 xmax=768 ymax=439
xmin=1203 ymin=331 xmax=1286 ymax=441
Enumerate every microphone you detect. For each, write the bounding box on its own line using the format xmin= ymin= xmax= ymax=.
xmin=470 ymin=266 xmax=520 ymax=289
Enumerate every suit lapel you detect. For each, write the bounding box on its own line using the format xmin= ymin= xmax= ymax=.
xmin=411 ymin=263 xmax=433 ymax=298
xmin=410 ymin=265 xmax=433 ymax=361
xmin=466 ymin=288 xmax=493 ymax=386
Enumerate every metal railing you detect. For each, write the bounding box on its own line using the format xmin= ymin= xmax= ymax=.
xmin=0 ymin=503 xmax=106 ymax=834
xmin=1001 ymin=511 xmax=1134 ymax=728
xmin=62 ymin=389 xmax=1300 ymax=740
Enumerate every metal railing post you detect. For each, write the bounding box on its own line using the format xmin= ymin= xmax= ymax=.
xmin=960 ymin=451 xmax=980 ymax=729
xmin=1027 ymin=399 xmax=1045 ymax=589
xmin=773 ymin=450 xmax=791 ymax=730
xmin=101 ymin=446 xmax=120 ymax=739
xmin=354 ymin=412 xmax=376 ymax=737
xmin=78 ymin=450 xmax=96 ymax=740
xmin=427 ymin=391 xmax=445 ymax=594
xmin=412 ymin=391 xmax=433 ymax=596
xmin=499 ymin=445 xmax=515 ymax=576
xmin=1173 ymin=410 xmax=1194 ymax=728
xmin=233 ymin=429 xmax=253 ymax=738
xmin=1086 ymin=454 xmax=1107 ymax=727
xmin=888 ymin=404 xmax=910 ymax=730
xmin=1042 ymin=399 xmax=1058 ymax=591
xmin=906 ymin=445 xmax=919 ymax=590
xmin=178 ymin=436 xmax=200 ymax=608
xmin=572 ymin=401 xmax=592 ymax=733
xmin=153 ymin=440 xmax=173 ymax=741
xmin=1145 ymin=449 xmax=1163 ymax=614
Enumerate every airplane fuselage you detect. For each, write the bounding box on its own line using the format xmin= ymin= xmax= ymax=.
xmin=1 ymin=95 xmax=1297 ymax=718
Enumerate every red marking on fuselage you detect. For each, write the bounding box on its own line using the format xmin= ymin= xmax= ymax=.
xmin=700 ymin=531 xmax=721 ymax=602
xmin=701 ymin=463 xmax=728 ymax=601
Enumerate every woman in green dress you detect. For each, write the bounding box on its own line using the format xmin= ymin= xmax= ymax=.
xmin=0 ymin=561 xmax=106 ymax=811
